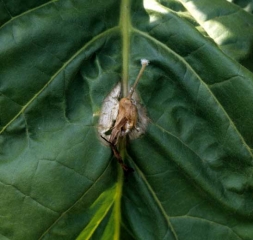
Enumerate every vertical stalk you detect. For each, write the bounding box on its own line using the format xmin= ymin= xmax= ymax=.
xmin=113 ymin=163 xmax=123 ymax=240
xmin=114 ymin=0 xmax=131 ymax=239
xmin=119 ymin=0 xmax=131 ymax=97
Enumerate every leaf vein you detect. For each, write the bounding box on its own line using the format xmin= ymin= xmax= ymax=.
xmin=133 ymin=28 xmax=253 ymax=159
xmin=171 ymin=215 xmax=243 ymax=240
xmin=0 ymin=180 xmax=58 ymax=214
xmin=0 ymin=26 xmax=119 ymax=135
xmin=0 ymin=0 xmax=59 ymax=30
xmin=1 ymin=0 xmax=13 ymax=18
xmin=38 ymin=159 xmax=113 ymax=239
xmin=129 ymin=155 xmax=179 ymax=240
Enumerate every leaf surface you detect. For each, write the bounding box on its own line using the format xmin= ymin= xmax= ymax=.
xmin=0 ymin=0 xmax=253 ymax=239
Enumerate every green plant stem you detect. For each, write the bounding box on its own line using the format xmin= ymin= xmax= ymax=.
xmin=120 ymin=0 xmax=131 ymax=97
xmin=113 ymin=138 xmax=126 ymax=240
xmin=114 ymin=0 xmax=131 ymax=238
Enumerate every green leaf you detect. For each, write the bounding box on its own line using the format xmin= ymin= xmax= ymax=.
xmin=228 ymin=0 xmax=253 ymax=14
xmin=179 ymin=0 xmax=253 ymax=71
xmin=0 ymin=0 xmax=253 ymax=239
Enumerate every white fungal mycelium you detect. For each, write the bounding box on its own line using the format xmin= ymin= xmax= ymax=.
xmin=98 ymin=82 xmax=121 ymax=141
xmin=141 ymin=59 xmax=149 ymax=65
xmin=98 ymin=83 xmax=149 ymax=142
xmin=98 ymin=59 xmax=150 ymax=142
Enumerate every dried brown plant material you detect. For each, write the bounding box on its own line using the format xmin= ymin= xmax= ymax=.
xmin=98 ymin=59 xmax=149 ymax=172
xmin=109 ymin=98 xmax=138 ymax=144
xmin=101 ymin=136 xmax=134 ymax=173
xmin=109 ymin=59 xmax=149 ymax=145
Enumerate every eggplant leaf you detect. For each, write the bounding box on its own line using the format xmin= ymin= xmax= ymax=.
xmin=1 ymin=0 xmax=253 ymax=239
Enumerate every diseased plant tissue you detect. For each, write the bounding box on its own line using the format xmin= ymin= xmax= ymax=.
xmin=98 ymin=60 xmax=149 ymax=172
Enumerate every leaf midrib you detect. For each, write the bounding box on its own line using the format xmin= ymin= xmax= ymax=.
xmin=4 ymin=0 xmax=251 ymax=162
xmin=120 ymin=0 xmax=131 ymax=97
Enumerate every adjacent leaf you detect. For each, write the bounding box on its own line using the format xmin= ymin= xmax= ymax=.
xmin=179 ymin=0 xmax=253 ymax=71
xmin=0 ymin=0 xmax=253 ymax=239
xmin=228 ymin=0 xmax=253 ymax=14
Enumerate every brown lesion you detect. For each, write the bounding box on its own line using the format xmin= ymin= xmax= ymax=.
xmin=109 ymin=98 xmax=138 ymax=145
xmin=103 ymin=97 xmax=138 ymax=174
xmin=109 ymin=59 xmax=149 ymax=146
xmin=101 ymin=59 xmax=149 ymax=173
